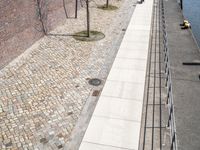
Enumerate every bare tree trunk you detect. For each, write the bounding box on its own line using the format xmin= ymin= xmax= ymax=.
xmin=63 ymin=0 xmax=68 ymax=18
xmin=36 ymin=0 xmax=47 ymax=35
xmin=75 ymin=0 xmax=78 ymax=18
xmin=86 ymin=0 xmax=90 ymax=37
xmin=106 ymin=0 xmax=109 ymax=8
xmin=80 ymin=0 xmax=84 ymax=7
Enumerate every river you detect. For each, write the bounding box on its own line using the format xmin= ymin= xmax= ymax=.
xmin=182 ymin=0 xmax=200 ymax=47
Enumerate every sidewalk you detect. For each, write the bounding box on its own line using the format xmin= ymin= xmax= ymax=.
xmin=0 ymin=0 xmax=138 ymax=149
xmin=79 ymin=0 xmax=154 ymax=149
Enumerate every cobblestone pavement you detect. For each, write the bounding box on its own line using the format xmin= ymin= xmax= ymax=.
xmin=0 ymin=0 xmax=137 ymax=149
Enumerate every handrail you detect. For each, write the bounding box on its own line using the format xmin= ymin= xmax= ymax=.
xmin=160 ymin=0 xmax=178 ymax=149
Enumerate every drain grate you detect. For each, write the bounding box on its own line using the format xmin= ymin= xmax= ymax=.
xmin=122 ymin=28 xmax=126 ymax=31
xmin=88 ymin=78 xmax=102 ymax=86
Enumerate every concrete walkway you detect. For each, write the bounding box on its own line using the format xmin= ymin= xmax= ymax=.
xmin=79 ymin=0 xmax=154 ymax=149
xmin=164 ymin=0 xmax=200 ymax=149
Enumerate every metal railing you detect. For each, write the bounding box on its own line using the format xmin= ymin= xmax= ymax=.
xmin=160 ymin=0 xmax=178 ymax=150
xmin=176 ymin=0 xmax=183 ymax=9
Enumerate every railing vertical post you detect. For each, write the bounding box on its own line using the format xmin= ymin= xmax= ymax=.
xmin=180 ymin=0 xmax=183 ymax=10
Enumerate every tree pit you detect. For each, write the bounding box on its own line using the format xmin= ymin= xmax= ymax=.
xmin=73 ymin=31 xmax=105 ymax=41
xmin=97 ymin=4 xmax=118 ymax=11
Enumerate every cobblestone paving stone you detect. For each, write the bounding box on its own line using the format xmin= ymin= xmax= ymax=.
xmin=0 ymin=0 xmax=137 ymax=149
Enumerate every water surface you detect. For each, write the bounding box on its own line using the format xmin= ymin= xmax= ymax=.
xmin=182 ymin=0 xmax=200 ymax=47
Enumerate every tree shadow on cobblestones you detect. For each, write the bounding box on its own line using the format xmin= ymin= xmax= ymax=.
xmin=47 ymin=33 xmax=87 ymax=38
xmin=48 ymin=30 xmax=105 ymax=41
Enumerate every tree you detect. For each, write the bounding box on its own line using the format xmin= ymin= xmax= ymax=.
xmin=75 ymin=0 xmax=78 ymax=18
xmin=63 ymin=0 xmax=69 ymax=18
xmin=106 ymin=0 xmax=109 ymax=8
xmin=63 ymin=0 xmax=78 ymax=19
xmin=36 ymin=0 xmax=48 ymax=34
xmin=86 ymin=0 xmax=90 ymax=37
xmin=73 ymin=0 xmax=105 ymax=41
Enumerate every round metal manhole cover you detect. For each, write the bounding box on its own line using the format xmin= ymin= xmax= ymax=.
xmin=88 ymin=78 xmax=102 ymax=86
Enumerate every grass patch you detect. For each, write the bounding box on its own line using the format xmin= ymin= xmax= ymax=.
xmin=73 ymin=30 xmax=105 ymax=41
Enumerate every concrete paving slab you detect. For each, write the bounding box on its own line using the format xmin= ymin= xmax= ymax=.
xmin=123 ymin=36 xmax=149 ymax=43
xmin=79 ymin=142 xmax=128 ymax=150
xmin=125 ymin=32 xmax=150 ymax=39
xmin=93 ymin=96 xmax=142 ymax=121
xmin=130 ymin=14 xmax=152 ymax=20
xmin=107 ymin=68 xmax=146 ymax=83
xmin=123 ymin=32 xmax=150 ymax=42
xmin=130 ymin=12 xmax=152 ymax=22
xmin=112 ymin=58 xmax=147 ymax=71
xmin=116 ymin=49 xmax=148 ymax=60
xmin=82 ymin=116 xmax=140 ymax=150
xmin=101 ymin=80 xmax=144 ymax=100
xmin=127 ymin=25 xmax=151 ymax=31
xmin=124 ymin=29 xmax=150 ymax=35
xmin=119 ymin=41 xmax=149 ymax=51
xmin=129 ymin=19 xmax=151 ymax=26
